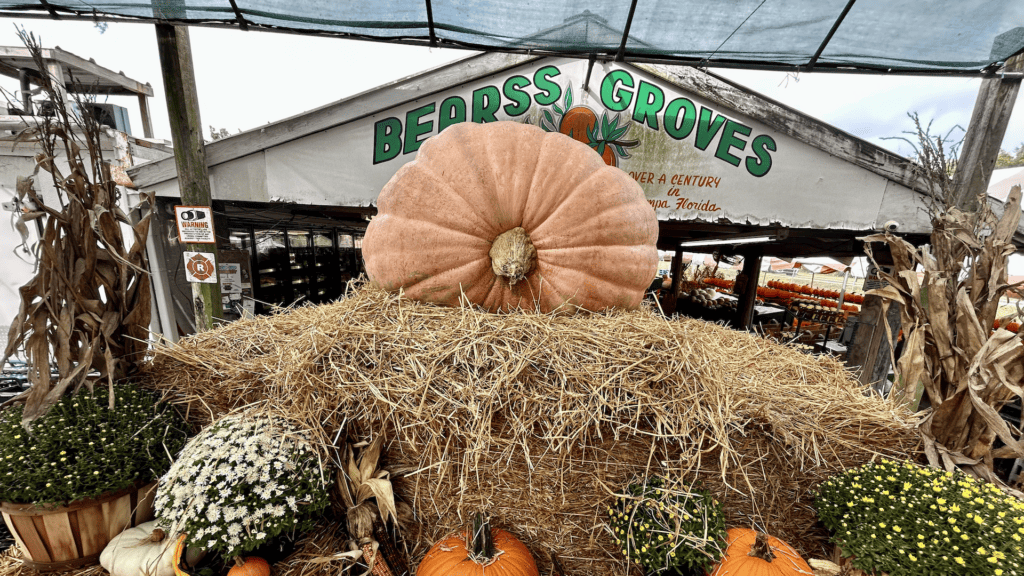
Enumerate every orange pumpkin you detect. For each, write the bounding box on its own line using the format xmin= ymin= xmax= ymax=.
xmin=362 ymin=121 xmax=659 ymax=313
xmin=417 ymin=514 xmax=539 ymax=576
xmin=227 ymin=557 xmax=270 ymax=576
xmin=173 ymin=535 xmax=190 ymax=576
xmin=710 ymin=528 xmax=812 ymax=576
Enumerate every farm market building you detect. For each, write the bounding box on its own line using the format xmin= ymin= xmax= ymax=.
xmin=127 ymin=49 xmax=1023 ymax=339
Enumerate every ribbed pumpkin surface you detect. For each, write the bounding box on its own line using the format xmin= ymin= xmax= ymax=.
xmin=710 ymin=528 xmax=814 ymax=576
xmin=363 ymin=121 xmax=659 ymax=313
xmin=227 ymin=557 xmax=270 ymax=576
xmin=417 ymin=528 xmax=539 ymax=576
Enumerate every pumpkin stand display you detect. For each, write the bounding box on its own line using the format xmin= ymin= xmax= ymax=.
xmin=126 ymin=120 xmax=919 ymax=576
xmin=135 ymin=286 xmax=921 ymax=575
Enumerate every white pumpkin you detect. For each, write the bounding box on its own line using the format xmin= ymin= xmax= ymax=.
xmin=100 ymin=520 xmax=205 ymax=576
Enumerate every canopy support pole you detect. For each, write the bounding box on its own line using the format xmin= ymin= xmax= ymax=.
xmin=425 ymin=0 xmax=438 ymax=47
xmin=805 ymin=0 xmax=857 ymax=70
xmin=615 ymin=0 xmax=639 ymax=62
xmin=155 ymin=23 xmax=223 ymax=332
xmin=37 ymin=0 xmax=61 ymax=19
xmin=951 ymin=52 xmax=1023 ymax=211
xmin=226 ymin=0 xmax=249 ymax=31
xmin=582 ymin=53 xmax=597 ymax=92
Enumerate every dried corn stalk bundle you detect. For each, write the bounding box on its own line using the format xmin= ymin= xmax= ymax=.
xmin=0 ymin=32 xmax=152 ymax=426
xmin=140 ymin=287 xmax=919 ymax=573
xmin=862 ymin=184 xmax=1023 ymax=486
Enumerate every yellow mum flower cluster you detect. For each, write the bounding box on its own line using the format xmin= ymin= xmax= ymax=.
xmin=606 ymin=476 xmax=727 ymax=576
xmin=815 ymin=459 xmax=1023 ymax=576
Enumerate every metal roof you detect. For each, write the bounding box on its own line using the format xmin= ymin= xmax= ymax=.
xmin=0 ymin=1 xmax=1022 ymax=76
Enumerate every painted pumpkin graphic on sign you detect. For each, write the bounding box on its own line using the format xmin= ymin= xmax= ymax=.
xmin=537 ymin=85 xmax=638 ymax=167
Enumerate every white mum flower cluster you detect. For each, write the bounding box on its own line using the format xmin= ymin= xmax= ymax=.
xmin=154 ymin=415 xmax=329 ymax=560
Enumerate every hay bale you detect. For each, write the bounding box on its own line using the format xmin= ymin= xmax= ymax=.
xmin=140 ymin=287 xmax=919 ymax=575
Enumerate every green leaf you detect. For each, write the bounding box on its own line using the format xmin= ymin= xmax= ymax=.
xmin=543 ymin=109 xmax=554 ymax=126
xmin=597 ymin=141 xmax=606 ymax=156
xmin=611 ymin=125 xmax=629 ymax=141
xmin=552 ymin=104 xmax=563 ymax=115
xmin=564 ymin=85 xmax=573 ymax=110
xmin=615 ymin=144 xmax=628 ymax=158
xmin=601 ymin=114 xmax=611 ymax=138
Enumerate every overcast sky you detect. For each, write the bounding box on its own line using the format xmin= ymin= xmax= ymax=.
xmin=1 ymin=18 xmax=1021 ymax=160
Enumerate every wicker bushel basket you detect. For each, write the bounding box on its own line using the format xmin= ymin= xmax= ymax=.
xmin=0 ymin=481 xmax=157 ymax=572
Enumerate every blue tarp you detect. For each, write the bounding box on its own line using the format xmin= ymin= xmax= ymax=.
xmin=0 ymin=1 xmax=1022 ymax=75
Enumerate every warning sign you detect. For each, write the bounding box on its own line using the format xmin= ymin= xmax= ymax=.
xmin=175 ymin=205 xmax=216 ymax=244
xmin=184 ymin=251 xmax=218 ymax=284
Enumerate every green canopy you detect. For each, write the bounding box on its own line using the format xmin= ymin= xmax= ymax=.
xmin=0 ymin=0 xmax=1022 ymax=75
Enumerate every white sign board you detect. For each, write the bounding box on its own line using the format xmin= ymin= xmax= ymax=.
xmin=174 ymin=205 xmax=216 ymax=244
xmin=183 ymin=251 xmax=218 ymax=284
xmin=264 ymin=57 xmax=891 ymax=230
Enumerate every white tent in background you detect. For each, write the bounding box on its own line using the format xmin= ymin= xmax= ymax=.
xmin=989 ymin=167 xmax=1024 ymax=204
xmin=763 ymin=257 xmax=798 ymax=272
xmin=761 ymin=256 xmax=856 ymax=299
xmin=760 ymin=256 xmax=850 ymax=273
xmin=792 ymin=256 xmax=853 ymax=274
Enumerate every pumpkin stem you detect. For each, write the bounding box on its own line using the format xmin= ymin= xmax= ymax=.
xmin=489 ymin=227 xmax=537 ymax=286
xmin=748 ymin=532 xmax=776 ymax=562
xmin=233 ymin=556 xmax=245 ymax=567
xmin=466 ymin=512 xmax=498 ymax=565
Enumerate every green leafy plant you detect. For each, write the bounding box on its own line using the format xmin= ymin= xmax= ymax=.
xmin=606 ymin=476 xmax=726 ymax=575
xmin=816 ymin=459 xmax=1024 ymax=576
xmin=0 ymin=383 xmax=188 ymax=506
xmin=155 ymin=414 xmax=330 ymax=562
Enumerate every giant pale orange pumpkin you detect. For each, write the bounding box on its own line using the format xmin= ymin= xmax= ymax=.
xmin=417 ymin=514 xmax=539 ymax=576
xmin=710 ymin=528 xmax=813 ymax=575
xmin=362 ymin=121 xmax=659 ymax=313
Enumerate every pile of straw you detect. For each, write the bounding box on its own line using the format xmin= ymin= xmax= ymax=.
xmin=140 ymin=287 xmax=919 ymax=575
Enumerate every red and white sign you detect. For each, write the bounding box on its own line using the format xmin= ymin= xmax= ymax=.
xmin=174 ymin=205 xmax=216 ymax=244
xmin=184 ymin=251 xmax=218 ymax=284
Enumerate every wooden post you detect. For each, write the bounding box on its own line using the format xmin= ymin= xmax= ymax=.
xmin=735 ymin=249 xmax=762 ymax=330
xmin=43 ymin=60 xmax=66 ymax=107
xmin=155 ymin=24 xmax=222 ymax=331
xmin=950 ymin=53 xmax=1023 ymax=211
xmin=137 ymin=92 xmax=154 ymax=138
xmin=667 ymin=249 xmax=684 ymax=315
xmin=846 ymin=295 xmax=901 ymax=391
